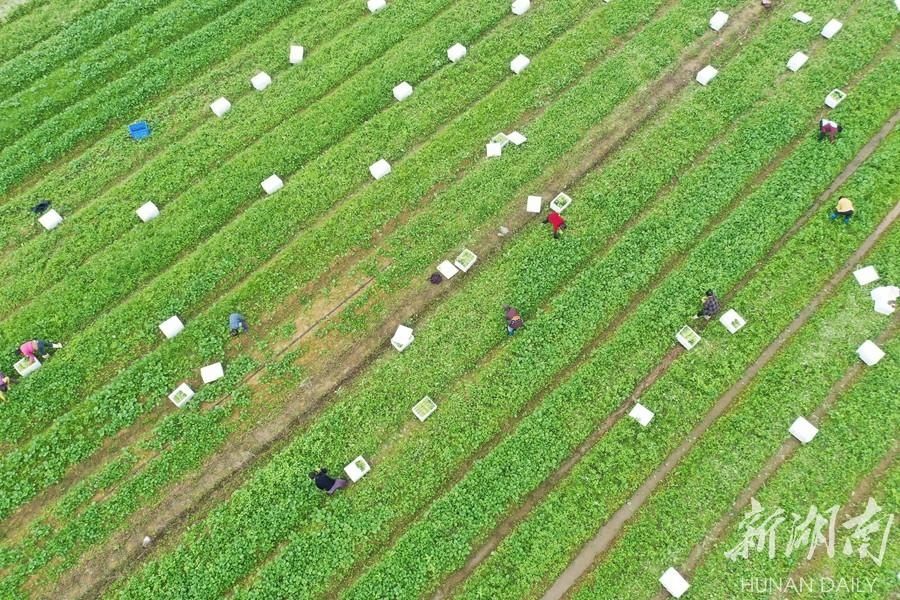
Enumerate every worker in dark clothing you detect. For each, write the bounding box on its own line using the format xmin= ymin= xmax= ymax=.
xmin=228 ymin=312 xmax=249 ymax=336
xmin=504 ymin=305 xmax=525 ymax=336
xmin=543 ymin=210 xmax=567 ymax=239
xmin=309 ymin=468 xmax=348 ymax=495
xmin=818 ymin=119 xmax=842 ymax=143
xmin=694 ymin=290 xmax=721 ymax=320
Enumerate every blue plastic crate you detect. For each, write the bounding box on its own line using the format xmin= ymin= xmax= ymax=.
xmin=128 ymin=120 xmax=151 ymax=140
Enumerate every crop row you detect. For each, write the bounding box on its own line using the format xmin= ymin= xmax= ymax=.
xmin=1 ymin=0 xmax=697 ymax=585
xmin=0 ymin=0 xmax=306 ymax=193
xmin=0 ymin=0 xmax=109 ymax=65
xmin=0 ymin=359 xmax=258 ymax=598
xmin=0 ymin=0 xmax=502 ymax=434
xmin=343 ymin=9 xmax=899 ymax=600
xmin=0 ymin=0 xmax=480 ymax=320
xmin=685 ymin=332 xmax=899 ymax=597
xmin=0 ymin=0 xmax=171 ymax=101
xmin=107 ymin=2 xmax=833 ymax=596
xmin=0 ymin=0 xmax=353 ymax=250
xmin=568 ymin=205 xmax=900 ymax=599
xmin=451 ymin=52 xmax=900 ymax=600
xmin=0 ymin=0 xmax=247 ymax=147
xmin=0 ymin=0 xmax=610 ymax=514
xmin=792 ymin=463 xmax=899 ymax=600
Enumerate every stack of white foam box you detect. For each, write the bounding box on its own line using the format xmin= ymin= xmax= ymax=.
xmin=789 ymin=417 xmax=818 ymax=444
xmin=821 ymin=19 xmax=842 ymax=39
xmin=261 ymin=174 xmax=284 ymax=195
xmin=200 ymin=362 xmax=225 ymax=384
xmin=857 ymin=340 xmax=885 ymax=366
xmin=136 ymin=201 xmax=160 ymax=222
xmin=210 ymin=97 xmax=231 ymax=117
xmin=159 ymin=316 xmax=185 ymax=339
xmin=448 ymin=43 xmax=467 ymax=63
xmin=393 ymin=81 xmax=413 ymax=101
xmin=251 ymin=72 xmax=272 ymax=91
xmin=510 ymin=54 xmax=530 ymax=74
xmin=369 ymin=159 xmax=391 ymax=180
xmin=696 ymin=65 xmax=718 ymax=86
xmin=39 ymin=210 xmax=63 ymax=230
xmin=629 ymin=403 xmax=654 ymax=426
xmin=526 ymin=195 xmax=542 ymax=213
xmin=787 ymin=52 xmax=809 ymax=72
xmin=391 ymin=325 xmax=414 ymax=351
xmin=659 ymin=568 xmax=690 ymax=598
xmin=290 ymin=45 xmax=305 ymax=64
xmin=709 ymin=10 xmax=728 ymax=31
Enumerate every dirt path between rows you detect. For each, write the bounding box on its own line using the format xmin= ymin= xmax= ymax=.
xmin=46 ymin=2 xmax=745 ymax=597
xmin=540 ymin=191 xmax=900 ymax=600
xmin=0 ymin=0 xmax=30 ymax=21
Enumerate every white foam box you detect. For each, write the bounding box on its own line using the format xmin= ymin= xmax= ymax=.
xmin=393 ymin=81 xmax=413 ymax=101
xmin=793 ymin=11 xmax=813 ymax=24
xmin=507 ymin=131 xmax=527 ymax=145
xmin=367 ymin=0 xmax=386 ymax=13
xmin=821 ymin=18 xmax=842 ymax=39
xmin=676 ymin=325 xmax=701 ymax=350
xmin=447 ymin=43 xmax=467 ymax=63
xmin=391 ymin=325 xmax=414 ymax=352
xmin=136 ymin=201 xmax=160 ymax=222
xmin=454 ymin=248 xmax=477 ymax=272
xmin=789 ymin=417 xmax=819 ymax=444
xmin=486 ymin=142 xmax=503 ymax=158
xmin=38 ymin=209 xmax=63 ymax=230
xmin=437 ymin=260 xmax=459 ymax=280
xmin=629 ymin=403 xmax=654 ymax=427
xmin=709 ymin=10 xmax=729 ymax=31
xmin=200 ymin=362 xmax=225 ymax=384
xmin=261 ymin=174 xmax=284 ymax=195
xmin=251 ymin=72 xmax=272 ymax=91
xmin=719 ymin=309 xmax=746 ymax=334
xmin=14 ymin=357 xmax=41 ymax=377
xmin=289 ymin=44 xmax=304 ymax=64
xmin=491 ymin=132 xmax=511 ymax=148
xmin=857 ymin=340 xmax=885 ymax=366
xmin=412 ymin=395 xmax=437 ymax=422
xmin=825 ymin=88 xmax=846 ymax=108
xmin=787 ymin=52 xmax=809 ymax=72
xmin=549 ymin=192 xmax=572 ymax=213
xmin=526 ymin=195 xmax=542 ymax=213
xmin=853 ymin=265 xmax=879 ymax=285
xmin=660 ymin=567 xmax=690 ymax=598
xmin=344 ymin=456 xmax=371 ymax=482
xmin=510 ymin=54 xmax=530 ymax=74
xmin=696 ymin=65 xmax=718 ymax=86
xmin=159 ymin=315 xmax=185 ymax=339
xmin=511 ymin=0 xmax=530 ymax=15
xmin=168 ymin=383 xmax=195 ymax=408
xmin=369 ymin=158 xmax=391 ymax=180
xmin=871 ymin=286 xmax=898 ymax=316
xmin=210 ymin=97 xmax=231 ymax=117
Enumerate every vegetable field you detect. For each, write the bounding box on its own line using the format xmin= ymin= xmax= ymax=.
xmin=0 ymin=1 xmax=896 ymax=599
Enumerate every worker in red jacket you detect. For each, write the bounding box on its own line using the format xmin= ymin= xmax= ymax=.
xmin=543 ymin=210 xmax=567 ymax=239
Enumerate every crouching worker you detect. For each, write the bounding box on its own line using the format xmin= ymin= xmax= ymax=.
xmin=20 ymin=339 xmax=62 ymax=363
xmin=543 ymin=210 xmax=567 ymax=239
xmin=829 ymin=196 xmax=854 ymax=224
xmin=818 ymin=119 xmax=842 ymax=143
xmin=694 ymin=290 xmax=720 ymax=320
xmin=309 ymin=468 xmax=348 ymax=495
xmin=229 ymin=312 xmax=249 ymax=336
xmin=504 ymin=305 xmax=525 ymax=336
xmin=0 ymin=372 xmax=9 ymax=401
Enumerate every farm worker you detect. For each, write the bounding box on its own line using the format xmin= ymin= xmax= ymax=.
xmin=19 ymin=339 xmax=62 ymax=362
xmin=543 ymin=210 xmax=567 ymax=239
xmin=0 ymin=372 xmax=9 ymax=401
xmin=694 ymin=290 xmax=721 ymax=320
xmin=309 ymin=468 xmax=348 ymax=495
xmin=228 ymin=312 xmax=249 ymax=336
xmin=504 ymin=305 xmax=525 ymax=336
xmin=818 ymin=119 xmax=842 ymax=143
xmin=829 ymin=197 xmax=854 ymax=224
